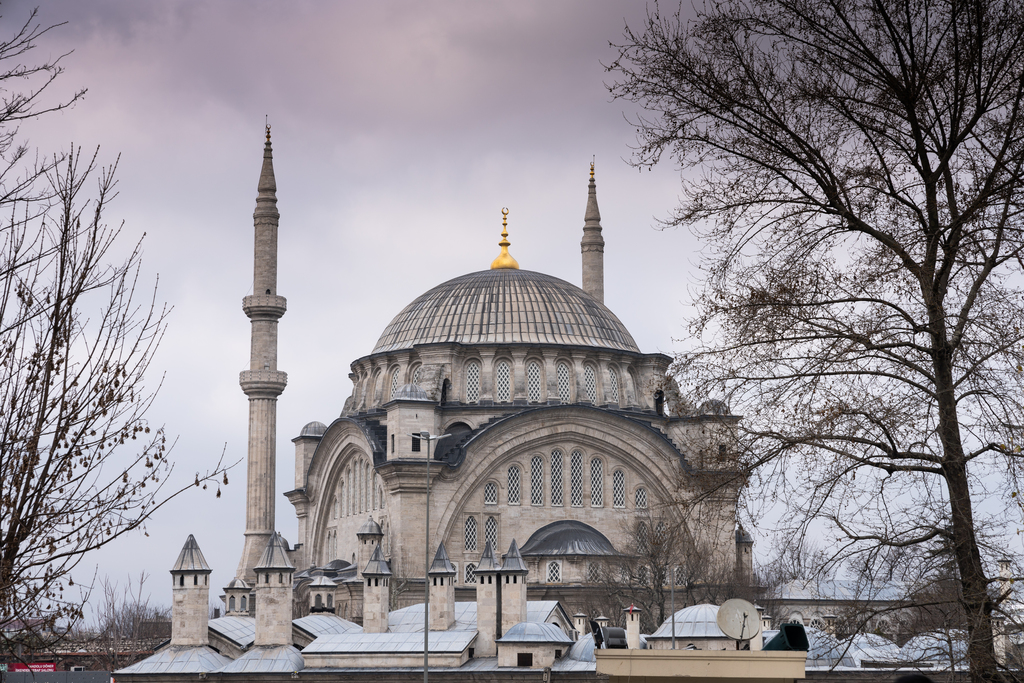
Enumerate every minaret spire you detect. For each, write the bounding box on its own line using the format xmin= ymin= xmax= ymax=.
xmin=581 ymin=161 xmax=605 ymax=302
xmin=490 ymin=207 xmax=519 ymax=270
xmin=237 ymin=126 xmax=288 ymax=582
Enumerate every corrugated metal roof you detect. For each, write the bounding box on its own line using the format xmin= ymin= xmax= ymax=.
xmin=776 ymin=579 xmax=905 ymax=602
xmin=648 ymin=604 xmax=726 ymax=639
xmin=171 ymin=534 xmax=211 ymax=573
xmin=208 ymin=616 xmax=255 ymax=648
xmin=293 ymin=614 xmax=362 ymax=639
xmin=496 ymin=621 xmax=572 ymax=644
xmin=304 ymin=631 xmax=476 ymax=655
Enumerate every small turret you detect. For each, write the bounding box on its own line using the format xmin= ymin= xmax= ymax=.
xmin=624 ymin=605 xmax=642 ymax=649
xmin=170 ymin=535 xmax=212 ymax=646
xmin=309 ymin=575 xmax=336 ymax=614
xmin=473 ymin=541 xmax=501 ymax=656
xmin=357 ymin=516 xmax=384 ymax=579
xmin=499 ymin=539 xmax=528 ymax=635
xmin=223 ymin=577 xmax=252 ymax=617
xmin=253 ymin=532 xmax=294 ymax=646
xmin=581 ymin=162 xmax=605 ymax=302
xmin=362 ymin=545 xmax=391 ymax=633
xmin=428 ymin=542 xmax=457 ymax=631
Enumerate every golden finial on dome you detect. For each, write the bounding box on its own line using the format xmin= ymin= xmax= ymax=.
xmin=490 ymin=207 xmax=520 ymax=270
xmin=265 ymin=122 xmax=271 ymax=143
xmin=590 ymin=159 xmax=595 ymax=180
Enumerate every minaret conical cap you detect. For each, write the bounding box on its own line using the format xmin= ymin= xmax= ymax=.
xmin=172 ymin=534 xmax=212 ymax=573
xmin=584 ymin=162 xmax=602 ymax=227
xmin=500 ymin=538 xmax=528 ymax=574
xmin=258 ymin=124 xmax=277 ymax=195
xmin=362 ymin=545 xmax=392 ymax=576
xmin=255 ymin=532 xmax=294 ymax=571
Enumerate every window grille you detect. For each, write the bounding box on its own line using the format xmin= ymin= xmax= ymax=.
xmin=373 ymin=480 xmax=377 ymax=510
xmin=340 ymin=481 xmax=346 ymax=518
xmin=484 ymin=482 xmax=498 ymax=505
xmin=550 ymin=450 xmax=563 ymax=506
xmin=366 ymin=463 xmax=371 ymax=512
xmin=635 ymin=487 xmax=648 ymax=509
xmin=547 ymin=561 xmax=561 ymax=583
xmin=637 ymin=522 xmax=650 ymax=554
xmin=590 ymin=458 xmax=603 ymax=506
xmin=526 ymin=361 xmax=542 ymax=402
xmin=557 ymin=362 xmax=572 ymax=403
xmin=496 ymin=360 xmax=512 ymax=402
xmin=655 ymin=521 xmax=667 ymax=545
xmin=412 ymin=435 xmax=420 ymax=452
xmin=466 ymin=361 xmax=480 ymax=403
xmin=609 ymin=368 xmax=619 ymax=404
xmin=465 ymin=563 xmax=477 ymax=584
xmin=531 ymin=456 xmax=544 ymax=505
xmin=485 ymin=516 xmax=498 ymax=549
xmin=588 ymin=563 xmax=601 ymax=583
xmin=674 ymin=566 xmax=684 ymax=586
xmin=570 ymin=451 xmax=583 ymax=507
xmin=613 ymin=470 xmax=625 ymax=508
xmin=412 ymin=366 xmax=421 ymax=386
xmin=465 ymin=516 xmax=478 ymax=551
xmin=584 ymin=365 xmax=597 ymax=403
xmin=508 ymin=466 xmax=521 ymax=505
xmin=637 ymin=564 xmax=649 ymax=585
xmin=391 ymin=369 xmax=400 ymax=400
xmin=358 ymin=463 xmax=364 ymax=513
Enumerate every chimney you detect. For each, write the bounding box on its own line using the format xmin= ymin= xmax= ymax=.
xmin=624 ymin=605 xmax=642 ymax=650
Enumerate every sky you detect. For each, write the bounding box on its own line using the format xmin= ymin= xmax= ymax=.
xmin=3 ymin=1 xmax=717 ymax=612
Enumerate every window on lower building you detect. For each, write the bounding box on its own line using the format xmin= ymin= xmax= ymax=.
xmin=590 ymin=458 xmax=603 ymax=506
xmin=527 ymin=361 xmax=542 ymax=402
xmin=466 ymin=361 xmax=481 ymax=403
xmin=465 ymin=563 xmax=477 ymax=584
xmin=391 ymin=369 xmax=400 ymax=400
xmin=635 ymin=487 xmax=648 ymax=509
xmin=584 ymin=365 xmax=597 ymax=403
xmin=496 ymin=360 xmax=512 ymax=402
xmin=550 ymin=450 xmax=563 ymax=505
xmin=613 ymin=470 xmax=625 ymax=508
xmin=485 ymin=516 xmax=498 ymax=550
xmin=547 ymin=561 xmax=561 ymax=583
xmin=465 ymin=516 xmax=478 ymax=552
xmin=531 ymin=456 xmax=544 ymax=505
xmin=588 ymin=563 xmax=601 ymax=583
xmin=557 ymin=362 xmax=572 ymax=403
xmin=609 ymin=367 xmax=620 ymax=404
xmin=570 ymin=451 xmax=583 ymax=507
xmin=517 ymin=653 xmax=533 ymax=667
xmin=508 ymin=465 xmax=521 ymax=505
xmin=484 ymin=482 xmax=497 ymax=505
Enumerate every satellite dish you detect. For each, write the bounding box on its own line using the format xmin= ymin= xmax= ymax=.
xmin=717 ymin=599 xmax=762 ymax=641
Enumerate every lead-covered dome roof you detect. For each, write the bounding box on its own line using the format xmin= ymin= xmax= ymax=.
xmin=371 ymin=269 xmax=639 ymax=354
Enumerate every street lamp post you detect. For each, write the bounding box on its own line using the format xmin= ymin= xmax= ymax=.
xmin=412 ymin=430 xmax=449 ymax=683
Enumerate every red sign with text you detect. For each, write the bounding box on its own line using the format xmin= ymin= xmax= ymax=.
xmin=9 ymin=663 xmax=57 ymax=672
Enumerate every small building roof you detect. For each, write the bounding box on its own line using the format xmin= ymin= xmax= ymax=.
xmin=304 ymin=631 xmax=475 ymax=655
xmin=391 ymin=383 xmax=430 ymax=402
xmin=255 ymin=532 xmax=294 ymax=571
xmin=500 ymin=539 xmax=528 ymax=574
xmin=171 ymin=534 xmax=211 ymax=573
xmin=208 ymin=616 xmax=256 ymax=649
xmin=293 ymin=614 xmax=361 ymax=640
xmin=648 ymin=604 xmax=726 ymax=640
xmin=309 ymin=575 xmax=337 ymax=588
xmin=224 ymin=576 xmax=250 ymax=590
xmin=429 ymin=542 xmax=457 ymax=575
xmin=299 ymin=421 xmax=327 ymax=438
xmin=115 ymin=645 xmax=230 ymax=674
xmin=217 ymin=644 xmax=305 ymax=673
xmin=496 ymin=621 xmax=573 ymax=644
xmin=362 ymin=545 xmax=391 ymax=576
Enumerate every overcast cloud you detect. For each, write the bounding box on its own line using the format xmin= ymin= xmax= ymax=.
xmin=4 ymin=1 xmax=710 ymax=609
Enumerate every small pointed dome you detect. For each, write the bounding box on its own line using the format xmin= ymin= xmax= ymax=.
xmin=171 ymin=534 xmax=211 ymax=573
xmin=390 ymin=383 xmax=430 ymax=402
xmin=362 ymin=545 xmax=392 ymax=576
xmin=255 ymin=532 xmax=294 ymax=571
xmin=224 ymin=577 xmax=251 ymax=590
xmin=357 ymin=515 xmax=384 ymax=538
xmin=299 ymin=421 xmax=327 ymax=438
xmin=428 ymin=542 xmax=456 ymax=576
xmin=475 ymin=541 xmax=501 ymax=574
xmin=309 ymin=575 xmax=337 ymax=588
xmin=584 ymin=162 xmax=602 ymax=225
xmin=499 ymin=539 xmax=528 ymax=574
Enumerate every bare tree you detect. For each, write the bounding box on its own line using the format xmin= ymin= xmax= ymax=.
xmin=76 ymin=572 xmax=170 ymax=672
xmin=610 ymin=1 xmax=1024 ymax=680
xmin=0 ymin=11 xmax=230 ymax=651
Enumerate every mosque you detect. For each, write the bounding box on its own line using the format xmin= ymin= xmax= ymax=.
xmin=114 ymin=131 xmax=760 ymax=678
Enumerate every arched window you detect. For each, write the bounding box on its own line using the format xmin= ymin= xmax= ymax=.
xmin=465 ymin=361 xmax=481 ymax=403
xmin=588 ymin=563 xmax=601 ymax=583
xmin=570 ymin=451 xmax=584 ymax=507
xmin=378 ymin=485 xmax=385 ymax=508
xmin=530 ymin=456 xmax=544 ymax=505
xmin=340 ymin=480 xmax=346 ymax=518
xmin=635 ymin=487 xmax=648 ymax=509
xmin=546 ymin=561 xmax=561 ymax=583
xmin=609 ymin=368 xmax=620 ymax=404
xmin=465 ymin=563 xmax=477 ymax=584
xmin=484 ymin=482 xmax=498 ymax=505
xmin=365 ymin=462 xmax=371 ymax=513
xmin=240 ymin=595 xmax=247 ymax=611
xmin=590 ymin=458 xmax=603 ymax=506
xmin=556 ymin=362 xmax=572 ymax=403
xmin=412 ymin=365 xmax=421 ymax=386
xmin=583 ymin=365 xmax=597 ymax=403
xmin=613 ymin=470 xmax=626 ymax=508
xmin=508 ymin=465 xmax=521 ymax=505
xmin=465 ymin=516 xmax=478 ymax=551
xmin=485 ymin=516 xmax=498 ymax=549
xmin=526 ymin=361 xmax=542 ymax=402
xmin=390 ymin=368 xmax=401 ymax=400
xmin=637 ymin=564 xmax=649 ymax=585
xmin=327 ymin=594 xmax=333 ymax=609
xmin=229 ymin=596 xmax=236 ymax=611
xmin=373 ymin=480 xmax=378 ymax=510
xmin=637 ymin=523 xmax=650 ymax=554
xmin=314 ymin=594 xmax=323 ymax=609
xmin=550 ymin=450 xmax=563 ymax=506
xmin=495 ymin=360 xmax=512 ymax=402
xmin=332 ymin=496 xmax=338 ymax=519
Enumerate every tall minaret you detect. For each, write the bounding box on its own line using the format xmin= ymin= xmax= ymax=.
xmin=237 ymin=126 xmax=288 ymax=581
xmin=581 ymin=162 xmax=604 ymax=302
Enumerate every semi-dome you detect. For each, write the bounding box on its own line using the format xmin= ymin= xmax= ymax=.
xmin=371 ymin=269 xmax=639 ymax=354
xmin=519 ymin=520 xmax=617 ymax=557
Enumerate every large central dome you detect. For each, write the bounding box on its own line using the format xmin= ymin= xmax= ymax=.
xmin=371 ymin=269 xmax=639 ymax=354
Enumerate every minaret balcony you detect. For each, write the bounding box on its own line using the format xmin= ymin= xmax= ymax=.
xmin=242 ymin=294 xmax=288 ymax=319
xmin=239 ymin=370 xmax=288 ymax=397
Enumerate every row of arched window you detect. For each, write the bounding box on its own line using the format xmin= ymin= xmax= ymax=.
xmin=331 ymin=460 xmax=386 ymax=520
xmin=464 ymin=515 xmax=499 ymax=553
xmin=484 ymin=450 xmax=648 ymax=509
xmin=462 ymin=359 xmax=624 ymax=405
